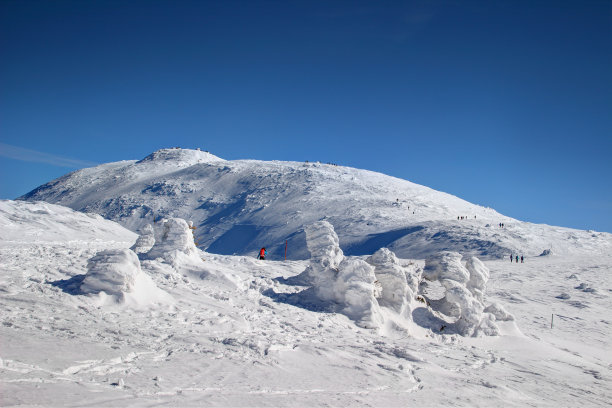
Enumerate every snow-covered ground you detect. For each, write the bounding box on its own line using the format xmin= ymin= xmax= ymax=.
xmin=1 ymin=199 xmax=611 ymax=406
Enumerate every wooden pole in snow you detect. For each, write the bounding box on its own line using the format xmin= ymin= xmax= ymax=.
xmin=551 ymin=314 xmax=554 ymax=329
xmin=284 ymin=240 xmax=288 ymax=261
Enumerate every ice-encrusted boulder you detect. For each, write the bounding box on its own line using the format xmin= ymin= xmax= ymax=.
xmin=81 ymin=248 xmax=171 ymax=307
xmin=336 ymin=258 xmax=383 ymax=328
xmin=366 ymin=248 xmax=419 ymax=316
xmin=304 ymin=220 xmax=345 ymax=302
xmin=423 ymin=251 xmax=469 ymax=284
xmin=304 ymin=221 xmax=382 ymax=328
xmin=130 ymin=224 xmax=155 ymax=254
xmin=484 ymin=302 xmax=514 ymax=321
xmin=145 ymin=218 xmax=201 ymax=267
xmin=465 ymin=256 xmax=489 ymax=303
xmin=423 ymin=251 xmax=503 ymax=336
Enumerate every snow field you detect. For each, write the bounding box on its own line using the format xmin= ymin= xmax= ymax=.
xmin=2 ymin=158 xmax=612 ymax=408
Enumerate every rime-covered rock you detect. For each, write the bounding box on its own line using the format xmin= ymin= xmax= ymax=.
xmin=336 ymin=258 xmax=383 ymax=329
xmin=423 ymin=251 xmax=469 ymax=284
xmin=81 ymin=248 xmax=171 ymax=307
xmin=484 ymin=302 xmax=515 ymax=321
xmin=366 ymin=248 xmax=412 ymax=315
xmin=465 ymin=256 xmax=489 ymax=303
xmin=130 ymin=224 xmax=155 ymax=254
xmin=304 ymin=220 xmax=383 ymax=328
xmin=81 ymin=249 xmax=142 ymax=296
xmin=145 ymin=218 xmax=200 ymax=267
xmin=304 ymin=221 xmax=344 ymax=302
xmin=423 ymin=251 xmax=503 ymax=337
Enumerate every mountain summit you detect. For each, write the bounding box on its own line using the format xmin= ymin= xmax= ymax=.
xmin=20 ymin=148 xmax=610 ymax=259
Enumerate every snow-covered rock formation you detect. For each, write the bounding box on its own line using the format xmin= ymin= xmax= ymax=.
xmin=366 ymin=248 xmax=420 ymax=317
xmin=145 ymin=218 xmax=201 ymax=268
xmin=304 ymin=221 xmax=383 ymax=328
xmin=130 ymin=224 xmax=155 ymax=254
xmin=422 ymin=251 xmax=509 ymax=336
xmin=81 ymin=248 xmax=171 ymax=307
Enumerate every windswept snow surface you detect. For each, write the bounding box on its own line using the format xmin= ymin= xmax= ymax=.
xmin=20 ymin=148 xmax=612 ymax=260
xmin=1 ymin=200 xmax=612 ymax=406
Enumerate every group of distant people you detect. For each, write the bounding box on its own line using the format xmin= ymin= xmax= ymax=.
xmin=457 ymin=216 xmax=477 ymax=220
xmin=499 ymin=223 xmax=505 ymax=228
xmin=510 ymin=254 xmax=524 ymax=263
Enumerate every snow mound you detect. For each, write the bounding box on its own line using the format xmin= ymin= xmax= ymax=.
xmin=81 ymin=248 xmax=172 ymax=307
xmin=145 ymin=218 xmax=202 ymax=267
xmin=305 ymin=221 xmax=382 ymax=328
xmin=423 ymin=251 xmax=503 ymax=336
xmin=539 ymin=249 xmax=553 ymax=256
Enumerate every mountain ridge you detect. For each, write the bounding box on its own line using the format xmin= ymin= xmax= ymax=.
xmin=20 ymin=148 xmax=611 ymax=260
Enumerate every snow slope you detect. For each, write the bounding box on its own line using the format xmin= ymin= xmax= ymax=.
xmin=19 ymin=148 xmax=612 ymax=261
xmin=1 ymin=200 xmax=611 ymax=406
xmin=0 ymin=199 xmax=136 ymax=244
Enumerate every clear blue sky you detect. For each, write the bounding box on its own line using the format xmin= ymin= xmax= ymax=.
xmin=1 ymin=0 xmax=611 ymax=232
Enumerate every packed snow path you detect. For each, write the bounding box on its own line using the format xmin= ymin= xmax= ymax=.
xmin=1 ymin=201 xmax=611 ymax=406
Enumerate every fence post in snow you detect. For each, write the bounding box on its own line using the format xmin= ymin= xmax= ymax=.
xmin=551 ymin=314 xmax=554 ymax=329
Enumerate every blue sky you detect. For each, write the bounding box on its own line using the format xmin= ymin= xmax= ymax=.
xmin=1 ymin=0 xmax=611 ymax=232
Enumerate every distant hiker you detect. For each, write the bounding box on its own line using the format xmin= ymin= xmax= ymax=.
xmin=510 ymin=254 xmax=513 ymax=262
xmin=258 ymin=247 xmax=267 ymax=260
xmin=516 ymin=255 xmax=519 ymax=263
xmin=458 ymin=216 xmax=460 ymax=220
xmin=521 ymin=255 xmax=524 ymax=263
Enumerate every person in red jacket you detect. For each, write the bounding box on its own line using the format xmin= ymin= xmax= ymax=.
xmin=258 ymin=247 xmax=267 ymax=260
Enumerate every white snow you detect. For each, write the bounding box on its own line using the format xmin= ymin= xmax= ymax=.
xmin=2 ymin=150 xmax=612 ymax=406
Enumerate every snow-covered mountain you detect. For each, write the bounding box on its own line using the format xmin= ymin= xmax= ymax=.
xmin=20 ymin=148 xmax=611 ymax=260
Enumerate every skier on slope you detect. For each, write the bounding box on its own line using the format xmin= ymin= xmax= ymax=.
xmin=258 ymin=247 xmax=267 ymax=260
